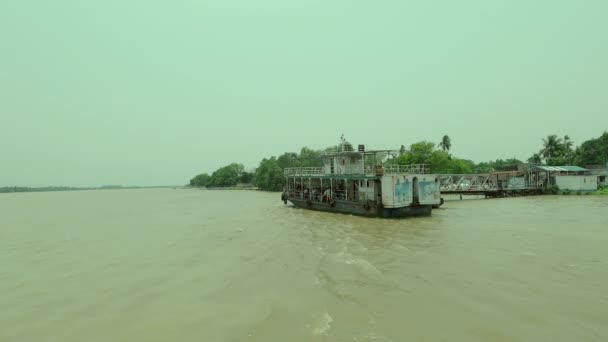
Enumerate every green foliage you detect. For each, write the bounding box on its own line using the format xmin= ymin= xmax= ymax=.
xmin=296 ymin=147 xmax=324 ymax=167
xmin=253 ymin=147 xmax=327 ymax=191
xmin=529 ymin=134 xmax=574 ymax=166
xmin=396 ymin=141 xmax=435 ymax=165
xmin=253 ymin=157 xmax=285 ymax=191
xmin=544 ymin=185 xmax=560 ymax=195
xmin=527 ymin=153 xmax=542 ymax=164
xmin=395 ymin=141 xmax=474 ymax=174
xmin=573 ymin=131 xmax=608 ymax=166
xmin=591 ymin=186 xmax=608 ymax=195
xmin=438 ymin=135 xmax=451 ymax=152
xmin=187 ymin=132 xmax=608 ymax=192
xmin=207 ymin=163 xmax=245 ymax=187
xmin=190 ymin=173 xmax=210 ymax=187
xmin=474 ymin=158 xmax=523 ymax=173
xmin=239 ymin=171 xmax=254 ymax=184
xmin=528 ymin=132 xmax=607 ymax=167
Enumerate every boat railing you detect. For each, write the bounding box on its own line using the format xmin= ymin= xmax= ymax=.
xmin=284 ymin=167 xmax=325 ymax=177
xmin=335 ymin=166 xmax=375 ymax=175
xmin=284 ymin=166 xmax=375 ymax=176
xmin=285 ymin=164 xmax=430 ymax=176
xmin=383 ymin=164 xmax=430 ymax=174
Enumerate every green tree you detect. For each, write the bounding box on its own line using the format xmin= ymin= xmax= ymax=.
xmin=527 ymin=153 xmax=542 ymax=164
xmin=574 ymin=131 xmax=608 ymax=166
xmin=394 ymin=141 xmax=473 ymax=174
xmin=475 ymin=158 xmax=523 ymax=172
xmin=475 ymin=161 xmax=493 ymax=173
xmin=564 ymin=135 xmax=574 ymax=164
xmin=541 ymin=134 xmax=563 ymax=161
xmin=395 ymin=141 xmax=435 ymax=165
xmin=448 ymin=158 xmax=475 ymax=174
xmin=239 ymin=171 xmax=254 ymax=184
xmin=538 ymin=134 xmax=573 ymax=165
xmin=190 ymin=173 xmax=210 ymax=187
xmin=438 ymin=135 xmax=451 ymax=152
xmin=253 ymin=157 xmax=285 ymax=191
xmin=298 ymin=147 xmax=323 ymax=167
xmin=208 ymin=163 xmax=244 ymax=187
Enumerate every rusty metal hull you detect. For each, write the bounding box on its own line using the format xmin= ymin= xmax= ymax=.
xmin=288 ymin=198 xmax=432 ymax=218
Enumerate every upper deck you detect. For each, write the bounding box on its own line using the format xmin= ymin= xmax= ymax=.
xmin=283 ymin=138 xmax=432 ymax=178
xmin=284 ymin=164 xmax=430 ymax=177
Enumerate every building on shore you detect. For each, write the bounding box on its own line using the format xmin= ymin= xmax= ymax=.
xmin=585 ymin=164 xmax=607 ymax=187
xmin=531 ymin=165 xmax=597 ymax=191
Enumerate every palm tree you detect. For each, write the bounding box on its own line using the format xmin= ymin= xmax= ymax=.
xmin=563 ymin=135 xmax=574 ymax=164
xmin=541 ymin=134 xmax=563 ymax=160
xmin=438 ymin=135 xmax=451 ymax=152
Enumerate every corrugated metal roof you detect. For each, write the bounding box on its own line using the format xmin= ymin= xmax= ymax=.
xmin=533 ymin=165 xmax=588 ymax=172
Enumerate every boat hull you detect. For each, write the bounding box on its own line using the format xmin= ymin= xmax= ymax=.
xmin=288 ymin=198 xmax=432 ymax=218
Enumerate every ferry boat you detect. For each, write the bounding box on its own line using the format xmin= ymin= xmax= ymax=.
xmin=281 ymin=139 xmax=442 ymax=218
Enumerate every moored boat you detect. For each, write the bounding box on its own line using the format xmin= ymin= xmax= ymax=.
xmin=281 ymin=138 xmax=442 ymax=218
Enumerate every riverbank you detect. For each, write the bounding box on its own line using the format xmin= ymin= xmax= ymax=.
xmin=190 ymin=185 xmax=257 ymax=191
xmin=591 ymin=187 xmax=608 ymax=195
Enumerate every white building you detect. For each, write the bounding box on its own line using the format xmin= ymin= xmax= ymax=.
xmin=533 ymin=165 xmax=598 ymax=191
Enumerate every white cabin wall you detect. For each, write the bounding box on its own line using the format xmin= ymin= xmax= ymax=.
xmin=357 ymin=179 xmax=375 ymax=201
xmin=335 ymin=156 xmax=347 ymax=175
xmin=381 ymin=175 xmax=397 ymax=208
xmin=555 ymin=175 xmax=598 ymax=191
xmin=334 ymin=155 xmax=364 ymax=175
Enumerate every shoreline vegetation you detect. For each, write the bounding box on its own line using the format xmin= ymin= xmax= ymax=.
xmin=190 ymin=132 xmax=608 ymax=192
xmin=591 ymin=187 xmax=608 ymax=195
xmin=3 ymin=133 xmax=605 ymax=194
xmin=0 ymin=185 xmax=175 ymax=194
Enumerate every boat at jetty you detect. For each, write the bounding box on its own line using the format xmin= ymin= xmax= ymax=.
xmin=281 ymin=138 xmax=442 ymax=218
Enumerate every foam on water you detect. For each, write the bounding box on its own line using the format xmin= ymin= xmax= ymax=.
xmin=312 ymin=310 xmax=333 ymax=335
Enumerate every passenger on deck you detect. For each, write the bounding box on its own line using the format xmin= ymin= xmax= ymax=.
xmin=322 ymin=188 xmax=331 ymax=202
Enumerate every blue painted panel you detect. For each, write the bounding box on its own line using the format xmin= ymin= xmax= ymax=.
xmin=394 ymin=178 xmax=411 ymax=203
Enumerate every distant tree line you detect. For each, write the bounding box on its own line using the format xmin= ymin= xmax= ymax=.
xmin=189 ymin=163 xmax=253 ymax=188
xmin=527 ymin=132 xmax=608 ymax=167
xmin=0 ymin=185 xmax=151 ymax=193
xmin=0 ymin=186 xmax=87 ymax=193
xmin=189 ymin=132 xmax=608 ymax=191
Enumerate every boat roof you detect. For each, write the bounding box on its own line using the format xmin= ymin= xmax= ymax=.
xmin=321 ymin=149 xmax=399 ymax=158
xmin=533 ymin=165 xmax=588 ymax=172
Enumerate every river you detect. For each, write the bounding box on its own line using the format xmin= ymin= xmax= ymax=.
xmin=1 ymin=189 xmax=607 ymax=341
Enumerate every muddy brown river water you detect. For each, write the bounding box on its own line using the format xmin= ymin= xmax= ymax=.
xmin=1 ymin=189 xmax=607 ymax=341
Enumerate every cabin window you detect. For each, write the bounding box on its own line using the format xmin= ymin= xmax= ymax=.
xmin=366 ymin=180 xmax=369 ymax=187
xmin=341 ymin=159 xmax=345 ymax=166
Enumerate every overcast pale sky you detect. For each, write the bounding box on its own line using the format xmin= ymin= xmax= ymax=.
xmin=1 ymin=0 xmax=607 ymax=186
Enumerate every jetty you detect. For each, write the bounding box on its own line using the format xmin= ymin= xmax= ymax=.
xmin=439 ymin=165 xmax=596 ymax=197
